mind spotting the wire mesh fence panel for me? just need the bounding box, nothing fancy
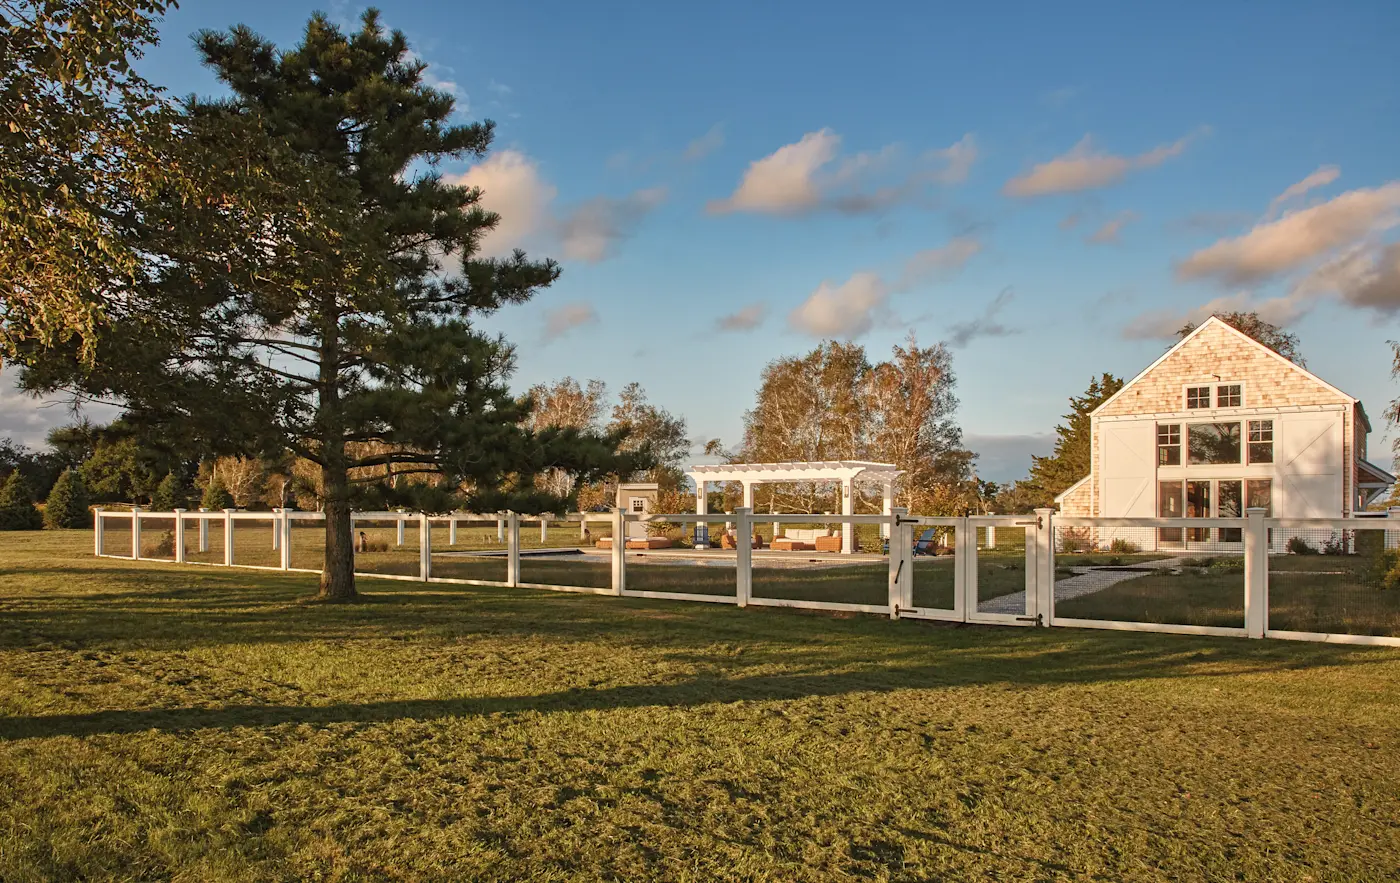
[99,514,133,557]
[230,518,281,568]
[432,550,509,584]
[972,526,1031,617]
[910,557,956,610]
[182,515,226,565]
[1052,525,1245,628]
[975,525,1024,551]
[624,554,736,598]
[137,516,178,561]
[288,518,326,571]
[427,519,510,552]
[1268,526,1400,638]
[749,519,888,608]
[350,518,421,578]
[518,551,612,590]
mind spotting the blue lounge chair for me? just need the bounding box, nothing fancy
[913,527,938,556]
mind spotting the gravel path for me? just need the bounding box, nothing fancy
[977,557,1191,615]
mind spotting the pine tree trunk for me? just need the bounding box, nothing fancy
[319,466,356,600]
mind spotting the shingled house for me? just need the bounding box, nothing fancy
[1056,317,1395,547]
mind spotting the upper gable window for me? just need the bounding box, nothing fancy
[1216,384,1242,408]
[1185,386,1212,409]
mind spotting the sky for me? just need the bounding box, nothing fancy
[5,0,1400,481]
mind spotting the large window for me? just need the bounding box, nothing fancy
[1216,384,1242,407]
[1246,479,1272,515]
[1186,386,1212,409]
[1188,423,1242,464]
[1219,480,1243,542]
[1159,480,1183,545]
[1157,423,1182,466]
[1248,420,1274,464]
[1186,481,1212,542]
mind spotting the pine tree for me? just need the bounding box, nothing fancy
[0,472,44,531]
[201,476,235,511]
[151,472,191,511]
[43,469,92,529]
[1020,373,1125,507]
[18,12,641,599]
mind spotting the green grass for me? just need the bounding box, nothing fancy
[6,531,1400,880]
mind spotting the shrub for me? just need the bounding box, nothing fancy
[0,472,43,530]
[201,476,234,510]
[1207,556,1245,574]
[1286,536,1317,555]
[43,469,91,529]
[142,529,177,558]
[1059,527,1091,554]
[1108,537,1140,554]
[151,472,192,511]
[1320,532,1347,556]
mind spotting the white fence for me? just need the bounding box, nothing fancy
[92,505,1400,648]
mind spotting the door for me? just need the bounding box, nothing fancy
[1277,415,1343,517]
[1100,422,1156,517]
[966,516,1038,626]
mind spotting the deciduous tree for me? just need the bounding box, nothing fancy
[1178,312,1304,366]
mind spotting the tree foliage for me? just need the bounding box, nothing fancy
[43,468,90,528]
[732,336,975,514]
[1007,373,1124,511]
[1178,312,1305,366]
[150,471,190,510]
[200,474,233,510]
[17,12,638,599]
[0,470,42,530]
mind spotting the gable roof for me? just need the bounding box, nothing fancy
[1053,475,1089,504]
[1091,316,1358,416]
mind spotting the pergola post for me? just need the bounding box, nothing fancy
[694,480,709,548]
[841,477,854,554]
[881,481,894,539]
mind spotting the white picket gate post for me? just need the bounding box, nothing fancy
[131,507,142,560]
[173,509,187,563]
[887,508,908,619]
[506,512,520,587]
[735,507,753,607]
[279,510,292,571]
[1244,507,1268,638]
[93,508,105,555]
[223,509,236,566]
[419,512,431,581]
[1034,508,1055,626]
[610,508,626,595]
[198,508,209,552]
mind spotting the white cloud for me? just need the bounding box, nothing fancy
[1266,165,1340,218]
[897,236,983,287]
[1087,211,1139,245]
[405,50,468,112]
[1293,242,1400,313]
[683,123,725,162]
[709,130,976,216]
[542,302,599,342]
[716,303,767,332]
[558,187,667,263]
[1176,182,1400,285]
[0,367,120,448]
[1121,292,1312,341]
[1003,131,1200,198]
[788,272,889,338]
[450,150,557,257]
[788,236,982,339]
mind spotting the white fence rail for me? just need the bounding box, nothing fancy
[92,505,1400,648]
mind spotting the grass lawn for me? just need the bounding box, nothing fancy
[4,531,1400,880]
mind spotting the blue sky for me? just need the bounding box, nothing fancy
[6,0,1400,480]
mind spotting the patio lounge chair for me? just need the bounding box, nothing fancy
[913,527,938,556]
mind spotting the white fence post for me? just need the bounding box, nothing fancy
[279,509,292,571]
[497,513,505,543]
[579,513,587,541]
[396,510,406,547]
[540,515,548,545]
[223,509,235,566]
[419,512,431,581]
[131,507,142,560]
[448,514,457,547]
[1034,508,1055,626]
[93,508,105,556]
[987,526,996,550]
[173,509,187,563]
[271,508,281,550]
[198,508,209,552]
[735,507,752,607]
[507,512,520,587]
[1244,507,1267,638]
[888,507,908,619]
[611,508,626,596]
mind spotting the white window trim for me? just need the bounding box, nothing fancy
[1180,380,1247,411]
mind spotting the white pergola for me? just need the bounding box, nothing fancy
[685,461,904,554]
